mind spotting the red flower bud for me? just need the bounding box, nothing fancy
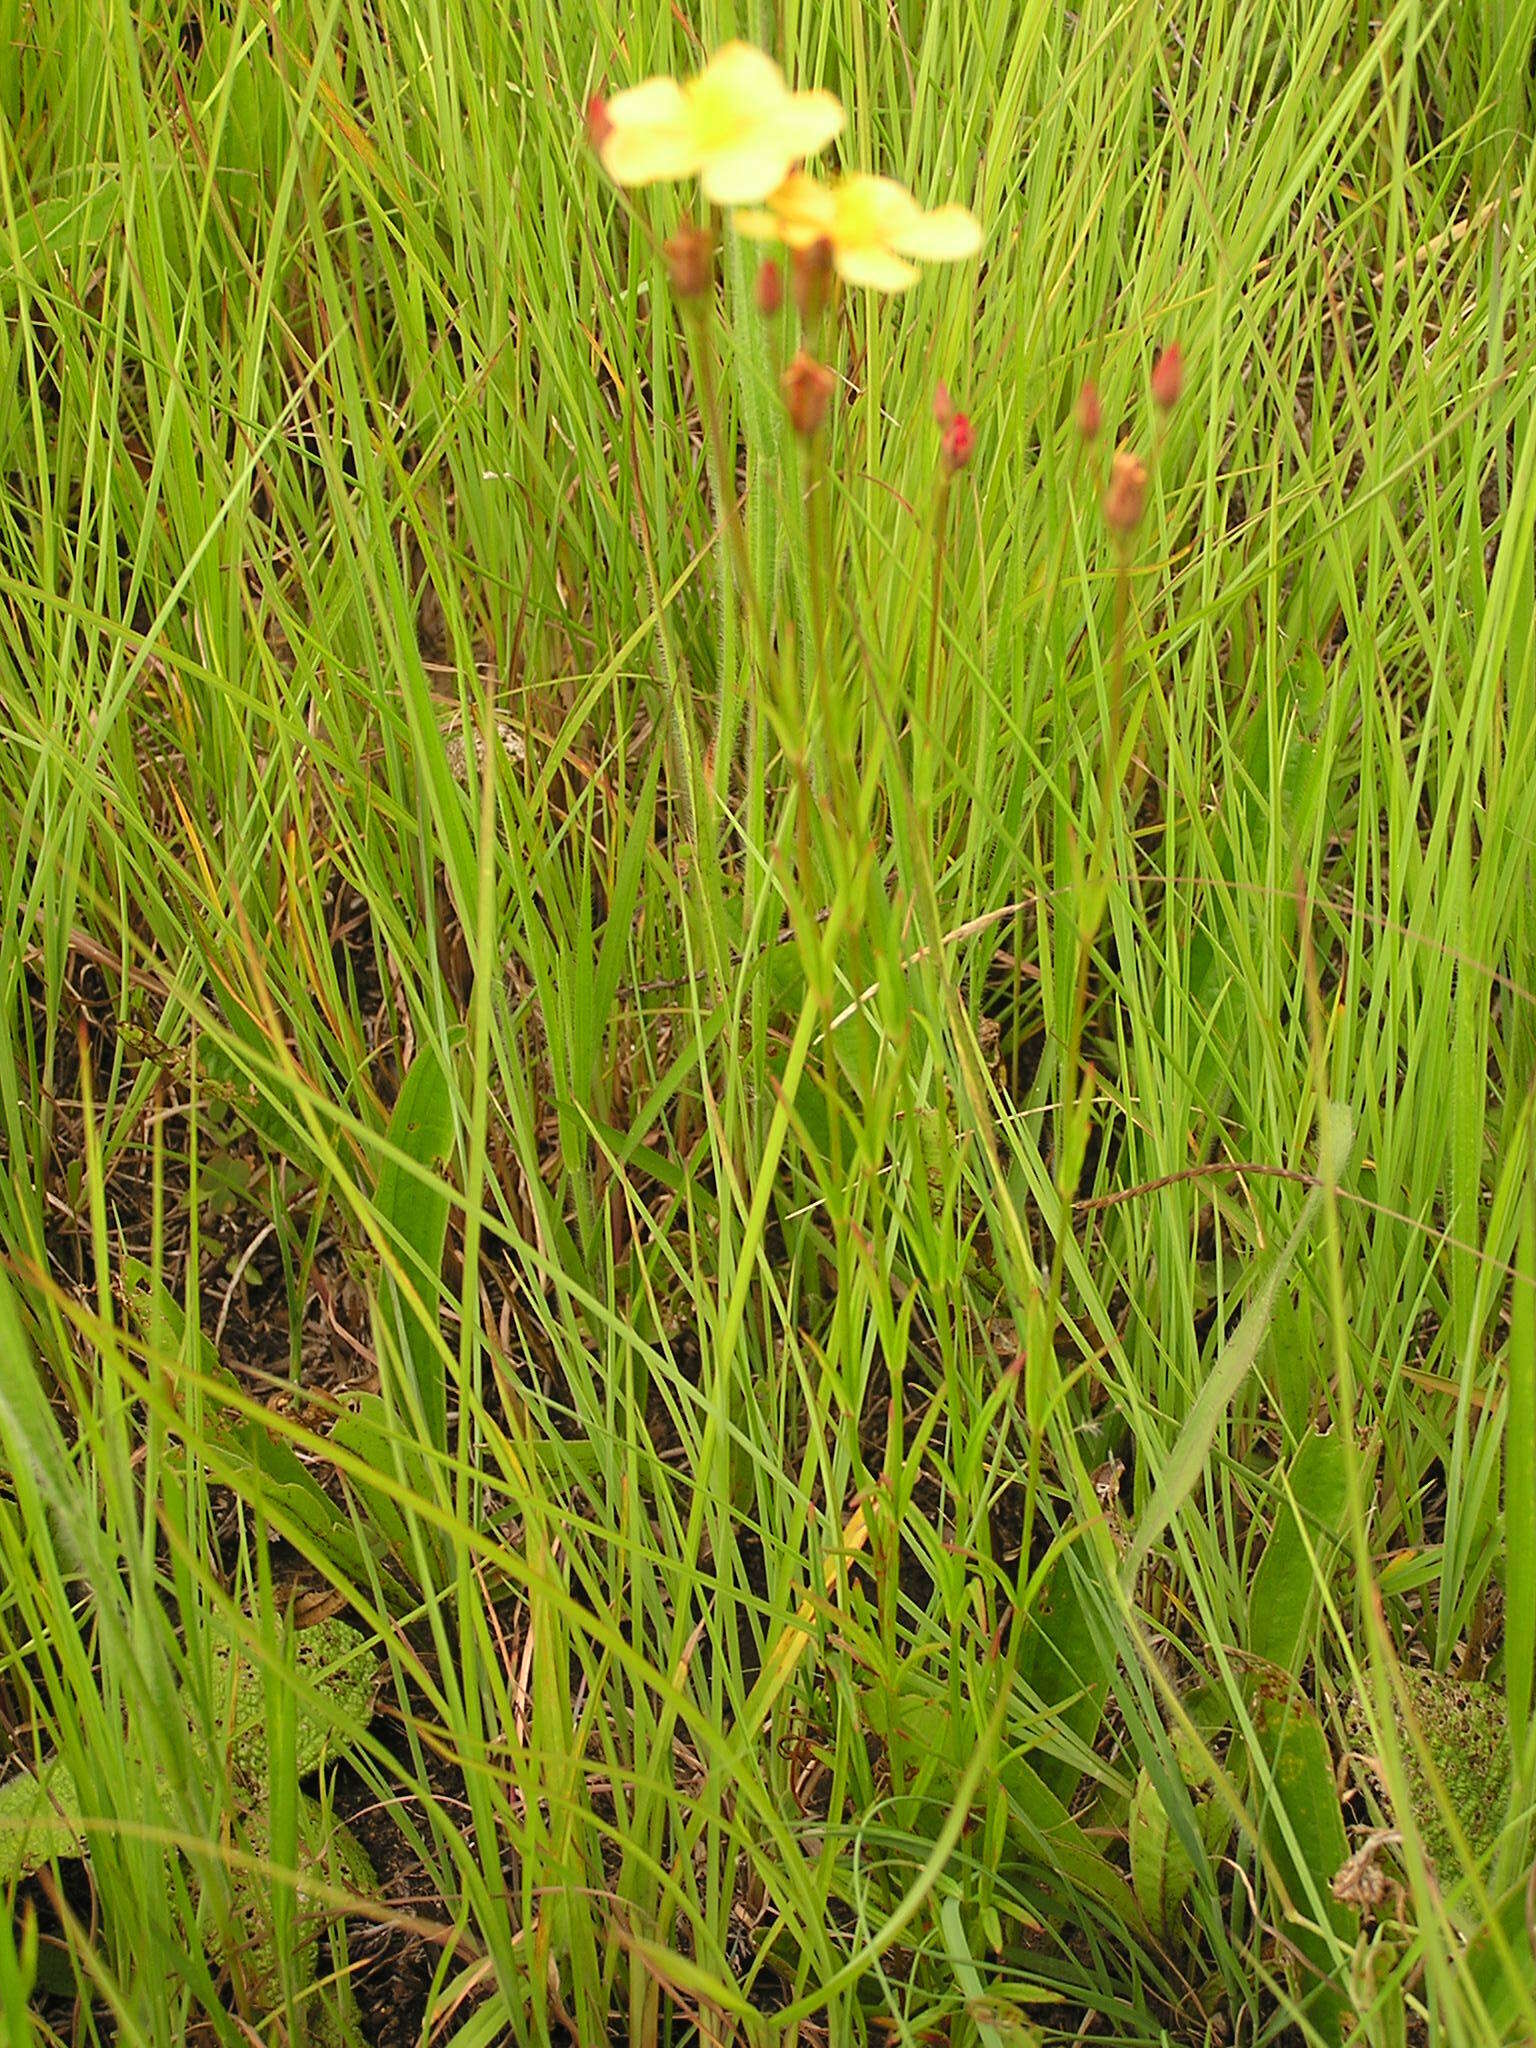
[1075,378,1102,442]
[585,95,612,152]
[781,349,836,437]
[941,411,975,473]
[933,379,955,428]
[1150,342,1183,411]
[755,258,784,316]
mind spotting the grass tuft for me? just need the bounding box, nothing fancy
[3,2,1536,2042]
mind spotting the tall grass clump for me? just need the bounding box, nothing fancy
[2,2,1536,2043]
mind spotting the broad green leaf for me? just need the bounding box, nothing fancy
[1128,1767,1197,1943]
[0,1616,381,2041]
[862,1677,1147,1935]
[128,1276,382,1585]
[996,1746,1150,1936]
[224,1418,382,1585]
[0,1763,83,1887]
[0,186,120,291]
[198,1017,324,1179]
[190,22,292,236]
[330,1391,413,1549]
[237,1792,376,2048]
[209,1617,379,1786]
[1183,684,1326,1116]
[1255,1691,1355,2045]
[1265,1287,1315,1445]
[1249,1427,1350,1672]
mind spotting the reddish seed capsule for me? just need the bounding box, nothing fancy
[664,221,714,301]
[941,411,975,473]
[585,95,612,152]
[1150,342,1183,410]
[755,257,784,316]
[1102,446,1147,537]
[791,236,834,321]
[1075,378,1102,442]
[781,349,836,437]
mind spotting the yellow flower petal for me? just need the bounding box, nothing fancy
[605,76,691,128]
[597,47,844,199]
[702,143,803,206]
[692,48,841,182]
[834,243,919,292]
[755,216,831,250]
[732,208,784,241]
[692,40,787,113]
[688,48,784,159]
[835,174,923,243]
[600,76,696,186]
[762,172,839,237]
[774,89,845,160]
[889,204,983,262]
[727,161,983,289]
[602,121,698,187]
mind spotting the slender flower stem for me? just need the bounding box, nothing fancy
[924,471,951,743]
[687,311,772,768]
[686,302,819,916]
[1043,549,1133,1343]
[633,451,699,853]
[915,467,952,821]
[803,428,847,821]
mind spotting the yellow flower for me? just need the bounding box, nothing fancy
[735,172,982,292]
[598,42,844,206]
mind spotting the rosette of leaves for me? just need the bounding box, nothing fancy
[0,1616,380,2045]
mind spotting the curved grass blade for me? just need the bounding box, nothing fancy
[1123,1104,1354,1589]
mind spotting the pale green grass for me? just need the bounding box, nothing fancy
[2,1,1536,2043]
